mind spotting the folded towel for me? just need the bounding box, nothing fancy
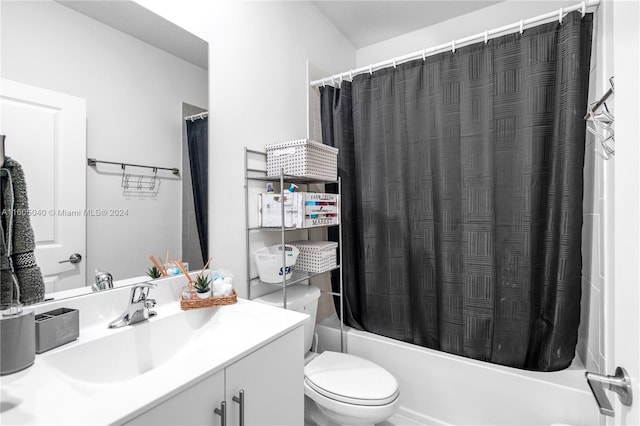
[1,157,45,309]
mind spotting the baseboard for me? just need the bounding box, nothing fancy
[395,406,449,426]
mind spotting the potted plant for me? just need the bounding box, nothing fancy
[147,265,162,279]
[193,274,212,299]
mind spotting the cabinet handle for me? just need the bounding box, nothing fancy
[214,401,226,426]
[232,390,245,426]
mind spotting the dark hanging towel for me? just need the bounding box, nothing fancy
[321,11,593,372]
[1,158,45,308]
[186,118,209,264]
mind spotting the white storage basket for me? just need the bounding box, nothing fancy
[289,240,338,273]
[266,139,338,181]
[254,245,300,283]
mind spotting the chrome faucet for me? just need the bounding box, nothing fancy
[108,282,157,328]
[93,269,113,292]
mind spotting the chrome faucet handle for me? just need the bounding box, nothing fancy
[129,282,157,304]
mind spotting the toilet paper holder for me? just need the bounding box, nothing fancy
[585,366,632,417]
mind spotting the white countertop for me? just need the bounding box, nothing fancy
[1,275,308,425]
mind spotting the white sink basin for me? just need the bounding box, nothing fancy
[41,307,220,385]
[1,272,309,426]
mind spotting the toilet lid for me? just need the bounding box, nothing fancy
[304,351,399,406]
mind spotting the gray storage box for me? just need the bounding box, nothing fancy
[35,308,79,354]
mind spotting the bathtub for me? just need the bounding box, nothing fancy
[316,315,601,426]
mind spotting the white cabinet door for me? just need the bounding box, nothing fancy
[225,327,305,426]
[124,326,305,426]
[125,369,225,426]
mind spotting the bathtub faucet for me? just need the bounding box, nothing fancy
[108,282,157,328]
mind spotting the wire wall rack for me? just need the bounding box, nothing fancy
[88,158,179,198]
[121,166,160,198]
[585,76,615,160]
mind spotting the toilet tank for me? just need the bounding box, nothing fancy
[254,284,321,352]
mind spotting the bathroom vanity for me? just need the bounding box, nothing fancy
[0,274,307,425]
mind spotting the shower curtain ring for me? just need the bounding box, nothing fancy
[331,75,335,86]
[349,70,353,80]
[520,20,524,35]
[451,40,455,53]
[422,49,426,61]
[484,30,489,44]
[393,58,397,69]
[581,1,586,17]
[369,65,373,75]
[559,7,564,24]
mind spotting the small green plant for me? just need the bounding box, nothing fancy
[147,265,162,279]
[193,274,211,293]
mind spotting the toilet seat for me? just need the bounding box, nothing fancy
[304,351,399,406]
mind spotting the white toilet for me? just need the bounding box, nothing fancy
[255,284,399,426]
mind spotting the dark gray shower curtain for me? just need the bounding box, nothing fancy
[186,118,208,263]
[321,12,593,371]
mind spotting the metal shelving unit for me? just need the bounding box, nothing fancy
[244,147,344,351]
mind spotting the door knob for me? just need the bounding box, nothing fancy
[586,366,633,417]
[59,253,82,264]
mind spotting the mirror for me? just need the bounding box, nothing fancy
[0,0,208,302]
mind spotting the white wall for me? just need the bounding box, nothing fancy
[1,1,208,285]
[356,0,578,67]
[611,0,640,423]
[134,0,356,298]
[578,1,613,393]
[133,2,617,380]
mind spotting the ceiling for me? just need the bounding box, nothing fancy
[56,1,208,69]
[57,1,504,70]
[311,1,504,49]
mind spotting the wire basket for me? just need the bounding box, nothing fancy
[290,241,338,273]
[266,139,338,180]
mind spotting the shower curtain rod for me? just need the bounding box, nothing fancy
[185,111,208,122]
[310,0,600,87]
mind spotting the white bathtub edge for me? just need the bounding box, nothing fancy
[317,315,601,426]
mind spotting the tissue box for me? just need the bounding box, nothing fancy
[35,308,79,354]
[258,192,339,228]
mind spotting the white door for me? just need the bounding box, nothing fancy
[611,0,640,425]
[0,79,86,293]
